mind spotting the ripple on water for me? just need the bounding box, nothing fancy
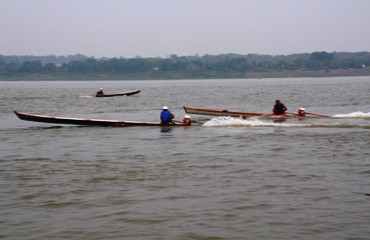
[1,78,370,239]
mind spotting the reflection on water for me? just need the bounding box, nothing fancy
[160,126,173,133]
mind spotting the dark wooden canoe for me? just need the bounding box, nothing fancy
[95,89,141,97]
[14,111,192,127]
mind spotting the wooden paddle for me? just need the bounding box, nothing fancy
[287,111,331,118]
[305,112,332,118]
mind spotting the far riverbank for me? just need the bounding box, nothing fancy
[1,67,369,81]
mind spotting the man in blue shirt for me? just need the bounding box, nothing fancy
[160,106,175,124]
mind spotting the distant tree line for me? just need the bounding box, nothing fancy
[0,52,369,74]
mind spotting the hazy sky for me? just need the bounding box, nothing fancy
[1,0,370,58]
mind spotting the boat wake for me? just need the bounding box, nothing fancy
[79,96,94,98]
[203,116,370,129]
[203,116,307,127]
[333,111,370,118]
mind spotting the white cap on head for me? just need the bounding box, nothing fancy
[299,107,305,111]
[184,115,191,119]
[99,88,103,90]
[163,106,168,110]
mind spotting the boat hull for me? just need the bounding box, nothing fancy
[183,106,316,119]
[96,89,141,97]
[14,111,191,127]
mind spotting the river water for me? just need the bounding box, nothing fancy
[1,77,370,239]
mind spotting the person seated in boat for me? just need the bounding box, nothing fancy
[297,107,306,117]
[160,106,175,124]
[182,115,192,125]
[96,88,104,97]
[273,99,288,115]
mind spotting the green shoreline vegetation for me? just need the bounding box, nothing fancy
[1,51,369,80]
[1,68,370,81]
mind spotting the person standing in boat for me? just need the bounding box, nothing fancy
[96,88,104,97]
[160,106,175,124]
[273,99,288,115]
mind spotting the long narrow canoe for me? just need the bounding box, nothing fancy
[183,106,331,119]
[184,106,268,118]
[95,89,140,97]
[14,111,192,127]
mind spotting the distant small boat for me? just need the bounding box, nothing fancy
[95,89,141,97]
[14,111,193,127]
